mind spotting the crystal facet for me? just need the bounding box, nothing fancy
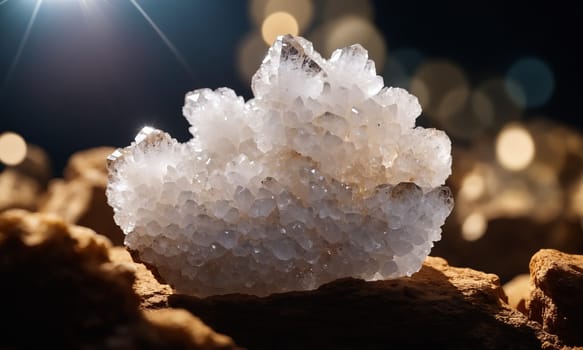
[106,35,454,297]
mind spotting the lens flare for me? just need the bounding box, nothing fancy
[129,0,195,79]
[3,0,43,86]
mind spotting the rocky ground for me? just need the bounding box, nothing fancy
[1,148,582,349]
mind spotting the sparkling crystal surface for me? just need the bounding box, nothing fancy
[106,35,454,297]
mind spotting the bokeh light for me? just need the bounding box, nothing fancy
[265,0,312,31]
[320,0,373,21]
[261,11,299,45]
[570,176,583,223]
[475,78,524,130]
[496,124,536,171]
[460,170,486,201]
[437,87,471,124]
[438,89,495,141]
[320,16,386,68]
[462,212,487,241]
[528,119,568,172]
[392,48,424,74]
[251,0,313,32]
[383,48,424,89]
[0,132,27,166]
[495,187,533,216]
[410,61,468,122]
[250,0,269,26]
[506,57,555,108]
[409,78,429,108]
[383,58,408,88]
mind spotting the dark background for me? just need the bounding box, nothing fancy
[1,0,581,175]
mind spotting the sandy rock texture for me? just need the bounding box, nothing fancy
[167,256,566,350]
[0,209,238,349]
[526,249,583,347]
[109,247,173,310]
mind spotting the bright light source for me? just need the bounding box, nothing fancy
[261,11,299,45]
[496,124,535,171]
[0,132,27,166]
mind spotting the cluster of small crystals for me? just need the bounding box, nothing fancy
[106,35,454,297]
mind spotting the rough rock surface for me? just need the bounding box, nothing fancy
[109,246,173,310]
[168,256,565,350]
[0,210,238,349]
[40,147,124,245]
[526,249,583,346]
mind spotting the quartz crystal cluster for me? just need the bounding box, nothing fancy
[106,35,454,297]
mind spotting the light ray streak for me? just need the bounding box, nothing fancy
[129,0,195,79]
[0,0,9,6]
[3,0,43,87]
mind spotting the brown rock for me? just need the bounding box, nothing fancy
[109,247,173,310]
[142,309,237,349]
[39,147,124,245]
[64,147,115,184]
[503,274,530,313]
[0,210,238,349]
[0,169,42,212]
[169,256,566,350]
[526,249,583,346]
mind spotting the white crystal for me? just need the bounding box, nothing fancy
[106,35,454,297]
